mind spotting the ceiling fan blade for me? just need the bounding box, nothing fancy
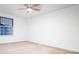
[23,4,28,7]
[18,8,27,10]
[23,4,32,8]
[32,8,40,11]
[32,4,40,7]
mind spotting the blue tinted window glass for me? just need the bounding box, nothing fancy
[0,16,13,35]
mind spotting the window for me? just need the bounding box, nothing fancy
[0,16,13,35]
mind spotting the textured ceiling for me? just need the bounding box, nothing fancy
[0,4,76,19]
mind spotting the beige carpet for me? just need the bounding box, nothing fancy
[0,41,78,54]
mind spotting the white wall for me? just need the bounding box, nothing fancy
[0,12,28,44]
[28,5,79,52]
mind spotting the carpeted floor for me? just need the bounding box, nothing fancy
[0,41,78,54]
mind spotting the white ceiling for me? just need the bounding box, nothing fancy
[0,4,76,19]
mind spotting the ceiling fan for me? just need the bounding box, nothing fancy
[18,4,41,13]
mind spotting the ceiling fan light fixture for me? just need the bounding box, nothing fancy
[27,8,33,12]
